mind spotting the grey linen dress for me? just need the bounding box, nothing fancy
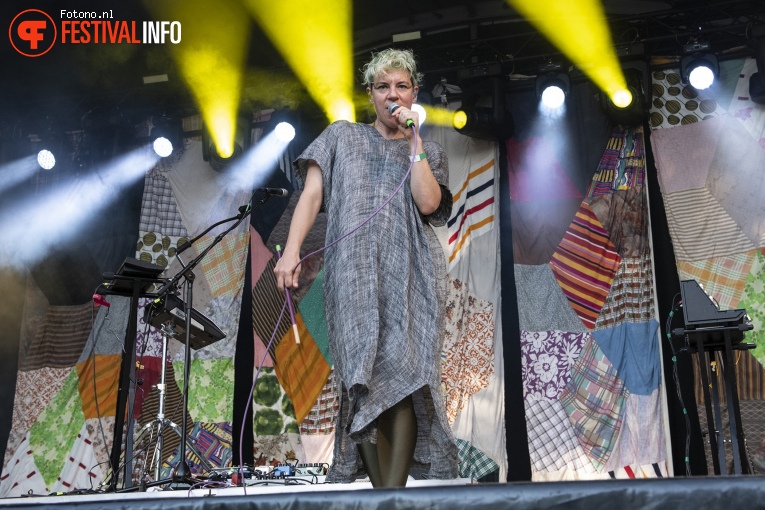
[293,121,459,482]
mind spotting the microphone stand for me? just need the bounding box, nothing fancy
[138,192,273,489]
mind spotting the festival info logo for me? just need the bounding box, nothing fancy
[9,9,57,57]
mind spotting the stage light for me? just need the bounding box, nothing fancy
[152,137,173,158]
[150,117,182,158]
[37,150,56,170]
[210,142,243,173]
[536,63,569,112]
[244,0,354,122]
[452,110,467,130]
[600,61,649,126]
[411,104,427,126]
[146,0,250,161]
[274,122,295,143]
[203,114,251,172]
[610,88,633,109]
[506,0,628,104]
[681,43,719,91]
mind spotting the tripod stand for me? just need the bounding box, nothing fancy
[135,322,213,483]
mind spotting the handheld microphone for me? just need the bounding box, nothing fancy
[259,188,289,197]
[387,103,414,127]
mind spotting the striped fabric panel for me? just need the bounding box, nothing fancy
[676,250,756,310]
[587,130,621,197]
[587,127,646,197]
[19,302,93,371]
[198,232,249,298]
[663,187,756,261]
[561,338,626,471]
[693,350,765,405]
[551,202,622,330]
[608,462,666,479]
[252,257,293,359]
[191,422,233,468]
[135,360,191,469]
[447,159,495,267]
[273,312,331,424]
[76,354,121,419]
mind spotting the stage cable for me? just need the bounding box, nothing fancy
[665,292,692,476]
[87,284,117,490]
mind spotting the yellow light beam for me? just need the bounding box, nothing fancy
[145,0,250,158]
[506,0,627,97]
[243,0,355,123]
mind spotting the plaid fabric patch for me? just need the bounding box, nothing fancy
[300,369,339,435]
[560,337,626,471]
[550,202,622,330]
[197,232,249,298]
[594,256,654,330]
[677,250,756,310]
[455,438,499,480]
[525,399,596,473]
[139,167,188,238]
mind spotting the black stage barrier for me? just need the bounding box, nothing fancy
[3,476,765,510]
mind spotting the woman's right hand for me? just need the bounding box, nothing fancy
[274,250,302,292]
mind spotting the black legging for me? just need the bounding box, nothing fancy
[357,394,417,487]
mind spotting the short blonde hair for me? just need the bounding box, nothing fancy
[361,48,423,88]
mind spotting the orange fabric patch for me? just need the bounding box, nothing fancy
[273,312,331,424]
[76,354,121,419]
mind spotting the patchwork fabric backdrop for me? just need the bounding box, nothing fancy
[510,117,668,480]
[0,117,507,495]
[650,57,765,468]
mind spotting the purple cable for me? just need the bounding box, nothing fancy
[296,127,419,267]
[275,245,301,344]
[238,300,287,496]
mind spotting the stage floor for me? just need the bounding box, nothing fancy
[2,475,765,509]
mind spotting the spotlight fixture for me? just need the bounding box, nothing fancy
[150,116,182,158]
[453,76,510,140]
[202,114,252,172]
[681,42,719,90]
[600,60,650,126]
[274,122,295,143]
[535,62,570,110]
[268,108,300,144]
[37,149,56,170]
[750,25,765,105]
[210,142,243,173]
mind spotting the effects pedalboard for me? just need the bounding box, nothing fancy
[207,463,327,483]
